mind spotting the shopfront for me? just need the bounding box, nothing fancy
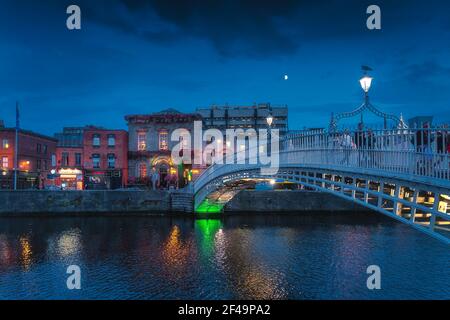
[58,168,83,190]
[84,170,122,190]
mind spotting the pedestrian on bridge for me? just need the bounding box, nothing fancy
[414,123,434,175]
[366,128,377,167]
[341,129,353,165]
[355,123,365,166]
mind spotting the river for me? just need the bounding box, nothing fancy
[0,212,448,299]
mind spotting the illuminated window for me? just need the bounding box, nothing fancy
[92,154,100,168]
[107,134,115,147]
[107,154,115,168]
[93,134,100,147]
[138,132,146,151]
[159,130,169,150]
[1,156,8,168]
[139,163,147,178]
[2,139,9,149]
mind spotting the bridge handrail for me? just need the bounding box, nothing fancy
[193,127,450,194]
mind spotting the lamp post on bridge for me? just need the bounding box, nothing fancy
[359,69,373,128]
[266,112,273,155]
[330,67,396,131]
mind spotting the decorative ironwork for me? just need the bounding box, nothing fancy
[330,100,401,132]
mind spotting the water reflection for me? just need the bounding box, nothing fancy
[0,214,448,299]
[19,236,32,270]
[162,225,193,276]
[47,229,82,259]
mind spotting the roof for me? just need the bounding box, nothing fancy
[155,108,181,115]
[125,109,202,124]
[0,127,58,142]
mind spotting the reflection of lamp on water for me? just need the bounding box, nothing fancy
[20,236,32,270]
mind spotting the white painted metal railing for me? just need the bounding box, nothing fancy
[282,127,450,181]
[194,127,450,195]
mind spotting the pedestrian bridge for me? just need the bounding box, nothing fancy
[192,128,450,244]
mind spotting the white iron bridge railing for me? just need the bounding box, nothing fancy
[193,127,450,194]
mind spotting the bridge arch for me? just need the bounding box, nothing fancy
[192,127,450,244]
[194,165,450,244]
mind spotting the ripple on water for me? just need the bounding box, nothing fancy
[0,214,448,300]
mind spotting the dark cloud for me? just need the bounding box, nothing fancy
[11,0,448,59]
[404,61,450,83]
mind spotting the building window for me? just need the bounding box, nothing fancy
[2,139,9,149]
[44,160,48,171]
[51,154,56,167]
[37,159,41,170]
[62,152,69,167]
[93,134,101,147]
[75,153,82,166]
[43,145,48,154]
[108,134,115,147]
[107,154,116,168]
[92,154,100,168]
[139,163,147,178]
[1,156,8,168]
[159,130,169,150]
[37,143,42,153]
[138,132,146,151]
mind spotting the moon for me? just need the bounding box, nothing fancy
[284,74,288,80]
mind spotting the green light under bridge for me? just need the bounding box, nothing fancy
[196,199,224,214]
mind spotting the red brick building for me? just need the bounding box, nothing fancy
[0,124,57,189]
[54,126,128,190]
[55,146,84,190]
[82,127,128,189]
[54,127,85,190]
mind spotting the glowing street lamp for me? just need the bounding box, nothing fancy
[266,113,273,127]
[359,75,373,93]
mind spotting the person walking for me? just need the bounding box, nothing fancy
[436,125,449,176]
[151,167,160,190]
[414,123,434,175]
[354,123,365,166]
[366,128,376,167]
[341,129,353,165]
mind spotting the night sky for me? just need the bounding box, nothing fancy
[1,0,449,135]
